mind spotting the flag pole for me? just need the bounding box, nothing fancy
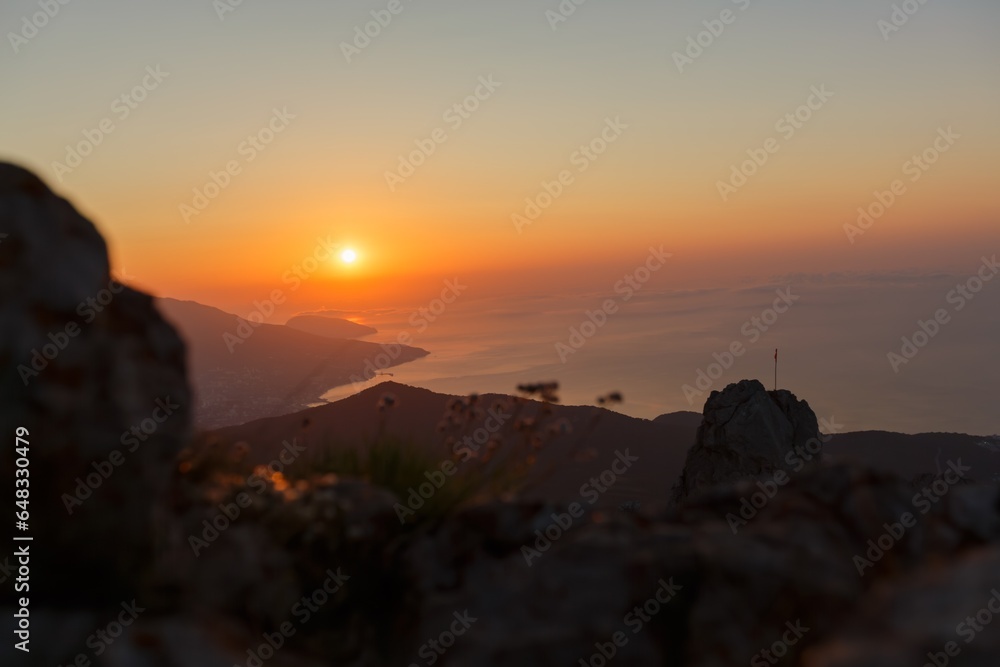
[774,348,778,391]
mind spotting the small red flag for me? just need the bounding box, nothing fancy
[774,349,778,361]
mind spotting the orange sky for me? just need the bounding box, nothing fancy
[2,0,998,315]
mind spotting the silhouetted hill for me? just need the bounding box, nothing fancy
[214,381,696,507]
[213,381,1000,504]
[825,430,1000,484]
[158,299,428,429]
[285,314,378,338]
[652,410,703,431]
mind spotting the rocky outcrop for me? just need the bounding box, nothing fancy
[18,459,999,666]
[390,464,998,667]
[669,379,824,505]
[804,545,1000,667]
[0,163,191,602]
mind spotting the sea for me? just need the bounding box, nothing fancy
[317,271,1000,436]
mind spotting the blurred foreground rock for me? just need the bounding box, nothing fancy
[803,545,1000,667]
[0,163,190,603]
[392,464,999,666]
[151,431,1000,666]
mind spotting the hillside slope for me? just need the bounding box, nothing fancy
[159,299,428,429]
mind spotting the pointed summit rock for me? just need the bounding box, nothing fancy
[669,379,823,504]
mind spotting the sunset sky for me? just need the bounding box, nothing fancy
[2,0,998,314]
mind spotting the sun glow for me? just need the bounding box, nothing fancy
[340,248,357,264]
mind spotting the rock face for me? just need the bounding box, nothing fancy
[387,463,999,667]
[0,163,191,602]
[803,545,1000,667]
[25,461,999,667]
[669,379,823,505]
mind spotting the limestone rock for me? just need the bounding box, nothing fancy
[0,163,191,603]
[669,379,823,505]
[803,546,1000,667]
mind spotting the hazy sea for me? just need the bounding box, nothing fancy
[318,271,1000,435]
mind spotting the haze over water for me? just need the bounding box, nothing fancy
[318,268,1000,436]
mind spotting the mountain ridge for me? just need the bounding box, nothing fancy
[211,380,1000,504]
[158,299,429,429]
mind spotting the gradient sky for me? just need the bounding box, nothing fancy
[2,0,998,312]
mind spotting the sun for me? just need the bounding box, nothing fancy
[340,248,357,264]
